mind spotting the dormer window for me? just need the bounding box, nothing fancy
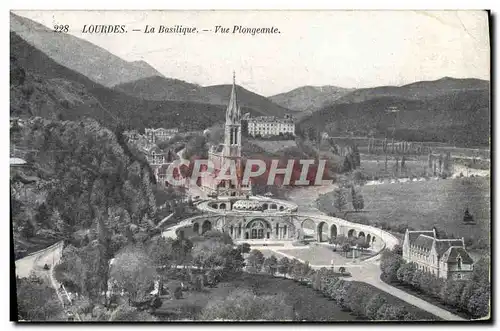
[457,255,462,270]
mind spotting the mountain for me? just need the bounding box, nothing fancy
[10,31,235,131]
[269,85,355,113]
[10,12,163,87]
[114,75,226,104]
[335,77,489,104]
[116,78,297,118]
[298,79,490,147]
[10,32,116,123]
[202,84,297,118]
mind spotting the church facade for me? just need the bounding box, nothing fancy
[402,229,474,280]
[201,73,252,198]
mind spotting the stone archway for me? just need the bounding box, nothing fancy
[193,222,199,234]
[201,220,212,234]
[317,221,329,242]
[358,231,365,239]
[246,219,271,240]
[366,233,371,246]
[330,224,338,240]
[348,229,356,238]
[219,203,226,210]
[301,219,316,241]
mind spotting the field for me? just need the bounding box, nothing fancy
[357,157,428,179]
[154,273,357,321]
[276,246,353,266]
[249,139,297,154]
[318,177,490,252]
[154,272,437,321]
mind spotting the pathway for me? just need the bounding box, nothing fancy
[286,184,467,321]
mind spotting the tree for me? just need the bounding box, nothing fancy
[147,236,174,267]
[239,243,251,254]
[247,250,265,272]
[108,302,157,321]
[16,276,63,321]
[192,239,232,269]
[341,243,351,257]
[199,289,293,321]
[352,191,364,211]
[380,250,403,282]
[365,294,387,319]
[439,280,466,308]
[277,257,291,277]
[110,246,158,304]
[52,209,69,235]
[263,255,278,275]
[396,263,416,284]
[352,170,366,186]
[331,234,348,247]
[463,208,475,223]
[333,188,347,213]
[342,155,353,172]
[392,244,403,256]
[467,284,490,318]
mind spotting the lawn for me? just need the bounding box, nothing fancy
[153,272,437,321]
[154,273,357,321]
[358,158,428,179]
[276,246,353,266]
[249,139,297,154]
[319,177,490,253]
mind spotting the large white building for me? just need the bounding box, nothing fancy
[402,229,474,280]
[246,115,295,138]
[145,128,179,143]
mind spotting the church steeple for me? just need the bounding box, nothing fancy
[226,71,240,124]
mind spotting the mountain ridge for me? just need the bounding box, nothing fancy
[269,85,355,114]
[10,31,233,131]
[10,12,164,87]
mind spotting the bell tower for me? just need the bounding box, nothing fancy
[223,71,242,159]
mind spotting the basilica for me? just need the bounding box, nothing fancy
[200,72,252,198]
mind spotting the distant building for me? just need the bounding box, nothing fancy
[402,229,474,280]
[123,130,141,142]
[246,115,295,137]
[144,148,177,185]
[144,146,176,166]
[145,128,179,143]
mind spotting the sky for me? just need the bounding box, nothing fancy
[14,10,490,96]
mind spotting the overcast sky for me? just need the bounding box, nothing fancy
[15,10,490,96]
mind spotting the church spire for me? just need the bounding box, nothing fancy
[226,71,239,123]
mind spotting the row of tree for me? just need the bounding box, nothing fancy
[380,246,490,319]
[330,186,365,214]
[245,250,433,321]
